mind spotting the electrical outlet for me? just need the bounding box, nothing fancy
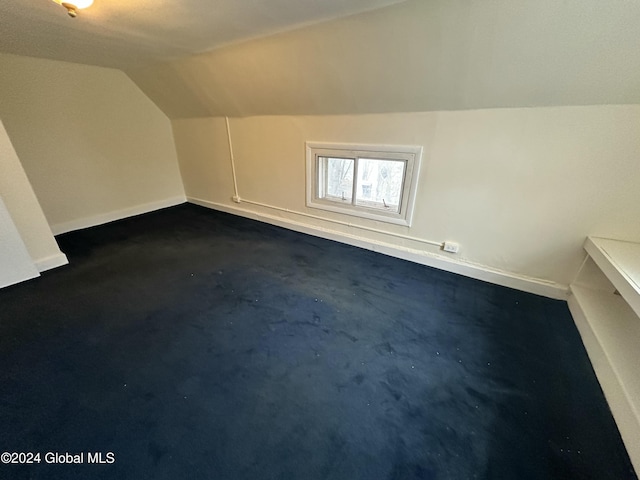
[442,241,459,254]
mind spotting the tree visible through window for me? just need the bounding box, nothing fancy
[355,158,404,212]
[324,157,353,202]
[307,143,422,226]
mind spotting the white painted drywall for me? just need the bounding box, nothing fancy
[130,0,640,118]
[172,106,640,294]
[172,118,234,206]
[0,119,66,272]
[0,195,40,288]
[0,53,185,234]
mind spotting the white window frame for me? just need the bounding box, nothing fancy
[305,142,422,226]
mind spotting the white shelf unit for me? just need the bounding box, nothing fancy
[568,236,640,475]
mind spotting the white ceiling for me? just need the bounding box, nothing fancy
[3,0,639,118]
[0,0,407,69]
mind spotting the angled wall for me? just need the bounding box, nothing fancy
[129,0,640,118]
[0,118,66,277]
[0,195,39,288]
[0,53,185,235]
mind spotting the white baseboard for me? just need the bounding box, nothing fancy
[51,196,186,235]
[34,252,69,272]
[188,197,569,300]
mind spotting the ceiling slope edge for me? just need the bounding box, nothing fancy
[127,0,640,119]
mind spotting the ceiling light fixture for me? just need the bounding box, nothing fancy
[51,0,94,17]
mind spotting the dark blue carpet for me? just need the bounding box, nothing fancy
[0,203,636,479]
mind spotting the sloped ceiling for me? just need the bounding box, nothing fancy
[2,0,640,118]
[128,0,640,118]
[0,0,407,69]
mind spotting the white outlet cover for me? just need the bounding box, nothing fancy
[443,241,460,253]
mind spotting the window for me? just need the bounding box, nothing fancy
[306,142,422,226]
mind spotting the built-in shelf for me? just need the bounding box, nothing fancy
[568,236,640,476]
[584,237,640,317]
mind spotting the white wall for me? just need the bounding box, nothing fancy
[173,106,640,298]
[0,119,66,272]
[0,196,39,288]
[0,53,185,234]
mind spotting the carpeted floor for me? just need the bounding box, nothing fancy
[0,203,636,480]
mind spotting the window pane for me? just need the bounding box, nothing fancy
[320,156,354,202]
[355,158,405,213]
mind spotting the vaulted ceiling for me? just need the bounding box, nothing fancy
[0,0,407,68]
[129,0,640,118]
[2,0,640,118]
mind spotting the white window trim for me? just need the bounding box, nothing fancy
[305,142,423,227]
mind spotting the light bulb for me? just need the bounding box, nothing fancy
[52,0,94,17]
[72,0,93,9]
